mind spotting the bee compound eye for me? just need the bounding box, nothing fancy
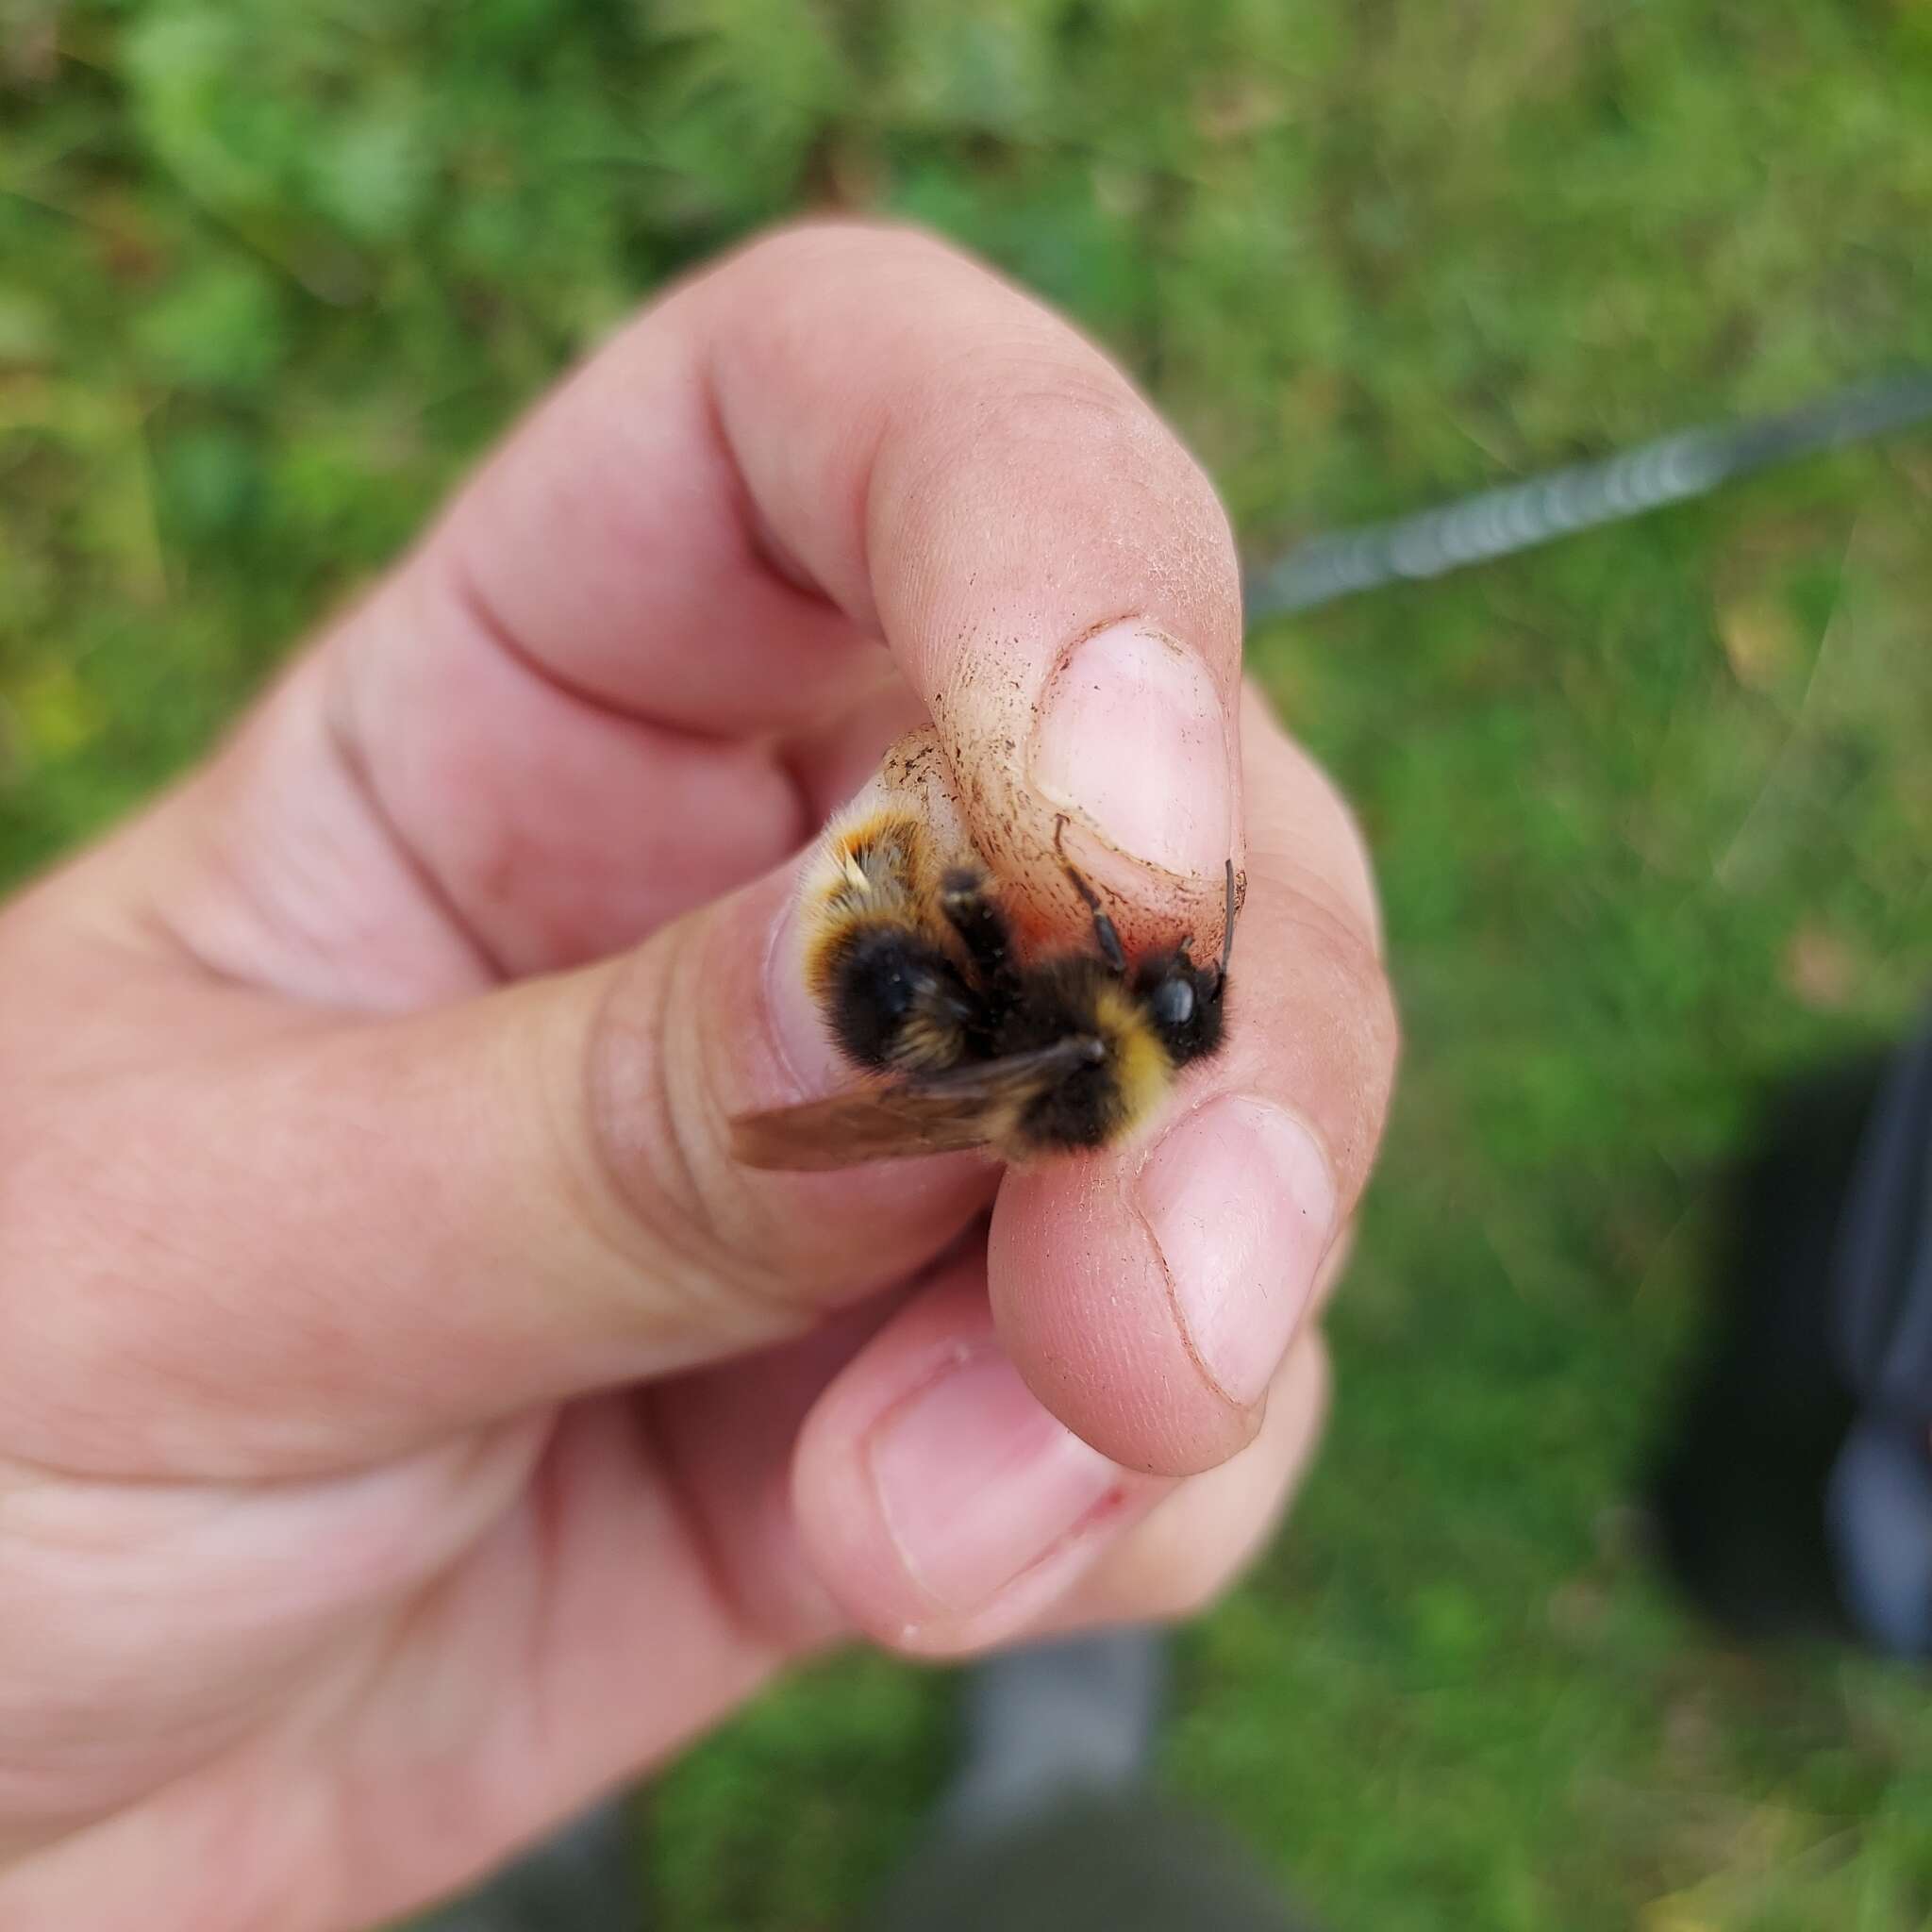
[1152,977,1195,1029]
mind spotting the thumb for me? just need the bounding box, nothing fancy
[0,844,995,1482]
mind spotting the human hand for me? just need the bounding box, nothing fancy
[0,224,1397,1931]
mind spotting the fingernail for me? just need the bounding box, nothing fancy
[871,1350,1129,1611]
[762,889,845,1095]
[1030,620,1231,879]
[1137,1097,1337,1409]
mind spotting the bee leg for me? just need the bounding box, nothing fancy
[1053,816,1127,976]
[940,867,1023,997]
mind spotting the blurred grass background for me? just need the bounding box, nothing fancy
[5,2,1932,1926]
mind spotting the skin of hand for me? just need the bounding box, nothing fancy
[0,223,1397,1932]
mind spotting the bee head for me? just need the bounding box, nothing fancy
[1133,860,1237,1068]
[1135,947,1225,1066]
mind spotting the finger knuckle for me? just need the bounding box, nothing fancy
[948,353,1226,518]
[732,214,965,288]
[0,1088,149,1461]
[884,356,1239,617]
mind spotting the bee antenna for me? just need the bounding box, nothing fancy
[1216,859,1237,982]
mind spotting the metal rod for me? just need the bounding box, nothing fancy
[1243,371,1932,620]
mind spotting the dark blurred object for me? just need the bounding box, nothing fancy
[1652,1004,1932,1654]
[864,1630,1317,1932]
[1247,371,1932,617]
[861,1790,1317,1932]
[926,1626,1170,1840]
[408,1631,1324,1932]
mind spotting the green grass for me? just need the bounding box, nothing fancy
[7,3,1932,1926]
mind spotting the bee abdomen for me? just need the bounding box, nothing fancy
[1016,1055,1126,1151]
[825,926,972,1074]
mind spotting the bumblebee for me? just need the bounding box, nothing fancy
[730,810,1235,1170]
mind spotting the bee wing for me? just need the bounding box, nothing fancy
[730,1038,1102,1172]
[729,1085,1002,1170]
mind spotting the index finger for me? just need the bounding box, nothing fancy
[441,221,1246,949]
